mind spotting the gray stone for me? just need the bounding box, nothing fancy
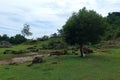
[0,41,12,48]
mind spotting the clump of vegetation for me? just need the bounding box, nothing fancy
[42,39,67,50]
[37,35,49,41]
[25,40,37,45]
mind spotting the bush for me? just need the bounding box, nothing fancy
[37,35,49,41]
[42,39,67,50]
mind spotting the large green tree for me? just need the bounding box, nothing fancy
[62,7,106,57]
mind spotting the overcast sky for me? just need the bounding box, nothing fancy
[0,0,120,39]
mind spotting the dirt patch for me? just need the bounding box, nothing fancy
[0,53,50,65]
[25,52,38,55]
[0,60,11,65]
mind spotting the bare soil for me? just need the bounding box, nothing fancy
[0,53,50,65]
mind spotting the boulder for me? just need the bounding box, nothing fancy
[0,41,12,48]
[83,48,93,54]
[27,56,44,67]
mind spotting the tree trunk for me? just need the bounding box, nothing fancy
[80,44,84,57]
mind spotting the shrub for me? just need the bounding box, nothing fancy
[42,39,67,50]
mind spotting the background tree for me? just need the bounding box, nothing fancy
[106,12,120,39]
[9,34,27,44]
[50,33,58,38]
[0,34,9,41]
[57,29,63,37]
[62,7,106,57]
[21,24,32,37]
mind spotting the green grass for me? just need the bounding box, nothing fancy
[0,44,33,60]
[0,39,120,80]
[0,48,120,80]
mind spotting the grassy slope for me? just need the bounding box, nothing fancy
[0,44,33,60]
[0,39,120,80]
[0,48,120,80]
[0,38,65,60]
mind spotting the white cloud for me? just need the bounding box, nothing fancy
[0,0,120,38]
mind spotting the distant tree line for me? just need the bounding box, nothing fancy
[37,31,61,41]
[0,34,27,44]
[0,23,33,45]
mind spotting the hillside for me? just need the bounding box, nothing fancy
[0,39,120,80]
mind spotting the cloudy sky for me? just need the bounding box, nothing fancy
[0,0,120,38]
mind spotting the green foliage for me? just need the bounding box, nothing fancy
[37,35,49,41]
[42,38,67,50]
[0,34,27,45]
[0,34,9,41]
[10,34,27,44]
[62,7,106,57]
[106,12,120,39]
[62,7,106,45]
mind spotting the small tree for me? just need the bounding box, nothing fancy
[21,24,32,37]
[62,7,106,57]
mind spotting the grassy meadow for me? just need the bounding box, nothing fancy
[0,39,120,80]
